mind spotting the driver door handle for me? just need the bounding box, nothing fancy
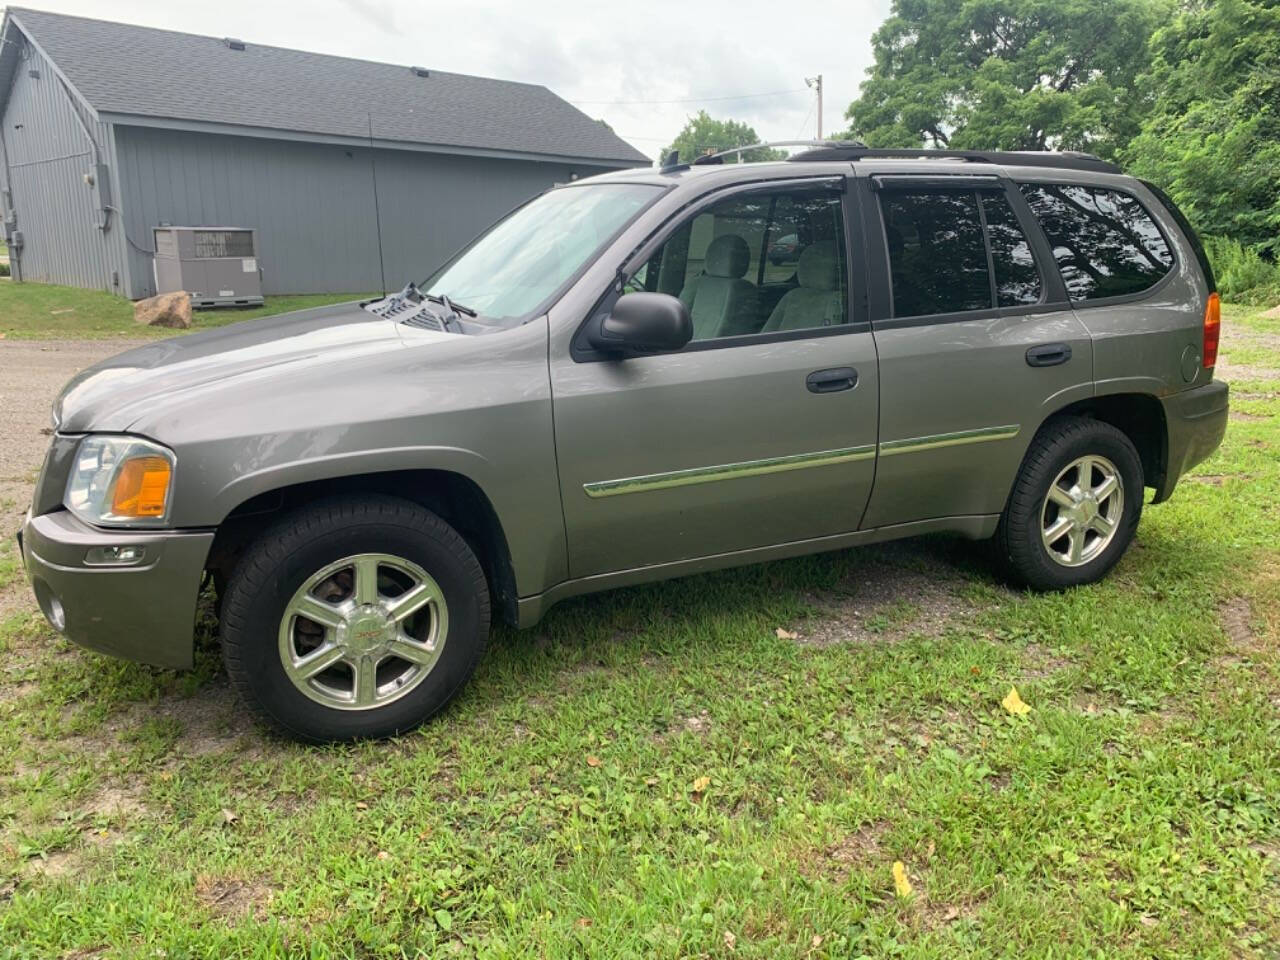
[806,367,858,393]
[1026,343,1072,367]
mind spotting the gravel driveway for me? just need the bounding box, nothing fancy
[1,341,146,617]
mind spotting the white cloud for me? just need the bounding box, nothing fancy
[22,0,891,158]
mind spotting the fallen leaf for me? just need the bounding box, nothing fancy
[644,776,659,787]
[585,755,601,768]
[723,929,737,950]
[220,808,238,825]
[1139,914,1158,927]
[892,860,913,897]
[355,801,369,810]
[811,934,823,947]
[691,776,711,794]
[376,850,390,861]
[942,906,960,922]
[576,917,593,928]
[1002,686,1032,716]
[775,627,799,640]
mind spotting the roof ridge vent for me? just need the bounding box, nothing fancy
[409,66,430,78]
[223,37,246,51]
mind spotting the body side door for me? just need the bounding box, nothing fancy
[548,174,881,579]
[857,169,1095,529]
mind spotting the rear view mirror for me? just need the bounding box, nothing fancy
[589,292,692,355]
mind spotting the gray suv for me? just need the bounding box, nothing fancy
[18,144,1229,742]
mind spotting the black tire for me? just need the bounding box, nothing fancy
[220,495,489,743]
[994,416,1143,591]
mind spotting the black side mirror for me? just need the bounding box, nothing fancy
[589,292,693,355]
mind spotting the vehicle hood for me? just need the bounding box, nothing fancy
[54,301,453,433]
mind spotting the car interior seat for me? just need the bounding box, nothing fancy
[760,241,843,332]
[678,234,759,339]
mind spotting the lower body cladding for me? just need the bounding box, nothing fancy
[18,510,213,669]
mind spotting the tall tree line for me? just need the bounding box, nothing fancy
[844,0,1280,257]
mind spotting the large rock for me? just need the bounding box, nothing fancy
[134,291,192,328]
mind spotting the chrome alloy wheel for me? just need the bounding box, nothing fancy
[1040,455,1125,568]
[278,553,448,711]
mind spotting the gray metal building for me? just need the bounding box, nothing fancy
[0,8,648,299]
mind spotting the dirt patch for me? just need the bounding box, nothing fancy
[86,785,148,819]
[195,875,274,921]
[1188,475,1228,486]
[1022,642,1072,679]
[788,541,988,647]
[24,847,83,880]
[1219,597,1264,659]
[1230,411,1269,422]
[1215,360,1280,385]
[656,709,711,741]
[811,820,890,884]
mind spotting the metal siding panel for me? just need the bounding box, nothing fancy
[0,42,122,291]
[109,126,625,295]
[371,152,615,289]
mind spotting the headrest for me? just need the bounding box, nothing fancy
[798,241,839,290]
[704,234,750,279]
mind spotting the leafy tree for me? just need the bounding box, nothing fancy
[1124,0,1280,254]
[660,111,787,165]
[843,0,1162,159]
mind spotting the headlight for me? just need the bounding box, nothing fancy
[64,435,175,527]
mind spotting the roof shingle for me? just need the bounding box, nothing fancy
[5,7,649,165]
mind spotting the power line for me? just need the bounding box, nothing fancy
[570,88,807,106]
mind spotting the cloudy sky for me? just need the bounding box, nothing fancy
[17,0,893,162]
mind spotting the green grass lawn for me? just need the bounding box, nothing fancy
[0,306,1276,957]
[0,281,376,339]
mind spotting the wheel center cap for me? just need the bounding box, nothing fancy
[344,607,393,654]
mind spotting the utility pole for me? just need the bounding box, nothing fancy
[806,74,823,139]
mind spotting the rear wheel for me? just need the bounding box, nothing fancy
[995,417,1143,590]
[220,495,489,742]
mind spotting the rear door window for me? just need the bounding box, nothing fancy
[881,190,991,317]
[1018,184,1174,302]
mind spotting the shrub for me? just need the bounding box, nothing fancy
[1203,236,1280,307]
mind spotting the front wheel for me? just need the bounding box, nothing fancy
[994,417,1143,590]
[220,495,489,742]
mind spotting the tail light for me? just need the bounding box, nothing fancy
[1202,292,1221,369]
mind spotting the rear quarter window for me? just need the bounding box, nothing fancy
[1019,184,1174,302]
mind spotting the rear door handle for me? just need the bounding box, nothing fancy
[1026,343,1072,367]
[806,367,858,393]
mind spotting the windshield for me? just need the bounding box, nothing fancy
[422,183,663,321]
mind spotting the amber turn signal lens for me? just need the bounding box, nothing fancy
[1202,292,1221,369]
[110,456,172,518]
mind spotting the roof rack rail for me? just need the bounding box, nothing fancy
[787,145,1121,174]
[659,139,867,172]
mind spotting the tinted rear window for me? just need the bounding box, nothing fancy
[882,190,991,316]
[1019,184,1173,302]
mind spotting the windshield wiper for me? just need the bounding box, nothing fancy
[423,293,477,317]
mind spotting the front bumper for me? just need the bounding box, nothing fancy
[1154,379,1230,503]
[18,510,214,669]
